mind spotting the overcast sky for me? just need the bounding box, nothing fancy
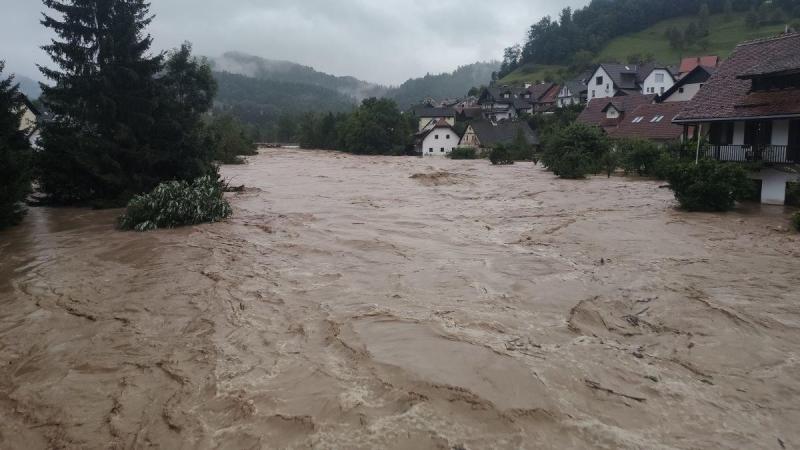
[0,0,588,85]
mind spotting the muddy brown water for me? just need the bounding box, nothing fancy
[1,149,799,449]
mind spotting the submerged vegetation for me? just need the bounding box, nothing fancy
[448,147,478,160]
[489,145,515,165]
[665,159,751,211]
[118,176,232,232]
[792,212,800,232]
[541,123,609,179]
[0,62,32,229]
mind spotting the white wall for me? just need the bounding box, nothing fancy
[642,69,675,96]
[588,67,615,101]
[754,168,800,204]
[664,83,702,102]
[421,129,460,157]
[772,120,789,145]
[732,121,746,145]
[19,106,37,133]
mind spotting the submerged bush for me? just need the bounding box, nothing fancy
[666,160,752,212]
[786,182,800,207]
[489,145,514,165]
[615,138,664,176]
[792,212,800,232]
[118,175,232,231]
[449,147,478,160]
[541,123,609,179]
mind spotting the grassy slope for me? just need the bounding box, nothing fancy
[499,12,787,85]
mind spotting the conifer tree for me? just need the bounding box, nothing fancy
[37,1,214,205]
[0,62,33,229]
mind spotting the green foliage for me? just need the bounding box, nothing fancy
[786,182,800,207]
[614,138,665,176]
[338,98,410,155]
[0,62,32,229]
[541,123,609,179]
[204,114,256,164]
[791,212,800,232]
[449,147,478,160]
[489,145,515,165]
[388,62,499,110]
[118,175,232,232]
[37,2,217,206]
[665,160,752,211]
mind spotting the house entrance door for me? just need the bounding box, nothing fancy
[788,120,800,163]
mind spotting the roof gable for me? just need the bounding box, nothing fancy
[675,33,800,122]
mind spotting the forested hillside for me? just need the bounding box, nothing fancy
[386,62,499,109]
[498,0,800,83]
[212,52,388,101]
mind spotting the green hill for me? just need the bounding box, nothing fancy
[499,12,789,85]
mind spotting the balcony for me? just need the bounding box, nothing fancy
[705,145,798,164]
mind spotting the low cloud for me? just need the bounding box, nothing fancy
[0,0,588,84]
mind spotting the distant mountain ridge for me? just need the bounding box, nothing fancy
[13,74,42,99]
[211,52,388,102]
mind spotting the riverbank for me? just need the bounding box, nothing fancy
[1,149,798,449]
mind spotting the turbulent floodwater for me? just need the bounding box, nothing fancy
[1,149,799,449]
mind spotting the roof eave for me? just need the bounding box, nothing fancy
[673,113,800,123]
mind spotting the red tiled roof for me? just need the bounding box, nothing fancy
[539,84,561,103]
[527,82,556,102]
[679,55,719,74]
[609,102,686,141]
[577,94,656,132]
[674,33,800,122]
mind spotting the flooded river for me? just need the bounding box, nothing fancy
[1,149,799,449]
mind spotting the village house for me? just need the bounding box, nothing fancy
[674,33,800,205]
[478,86,524,121]
[587,63,677,101]
[415,118,461,157]
[577,94,656,133]
[659,65,715,102]
[16,94,41,147]
[557,79,588,107]
[411,104,456,132]
[459,120,539,150]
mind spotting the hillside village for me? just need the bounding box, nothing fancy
[407,30,800,206]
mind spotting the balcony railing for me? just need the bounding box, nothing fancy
[705,145,798,164]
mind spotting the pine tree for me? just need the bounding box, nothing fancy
[38,0,164,205]
[0,62,33,229]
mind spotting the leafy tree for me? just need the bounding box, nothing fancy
[541,123,609,179]
[615,138,665,176]
[665,160,752,211]
[339,98,409,155]
[498,45,522,79]
[204,114,256,164]
[0,62,32,229]
[489,145,514,165]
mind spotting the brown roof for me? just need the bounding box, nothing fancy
[679,56,719,74]
[675,33,800,122]
[539,84,561,104]
[528,83,556,102]
[577,94,656,132]
[609,102,686,141]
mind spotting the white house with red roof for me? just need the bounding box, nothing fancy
[416,118,460,157]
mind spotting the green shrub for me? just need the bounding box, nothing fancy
[449,147,478,160]
[791,212,800,232]
[489,145,515,165]
[541,123,609,179]
[205,114,257,165]
[615,138,664,176]
[786,182,800,207]
[118,175,232,231]
[666,160,752,211]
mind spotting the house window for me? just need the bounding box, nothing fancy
[435,135,439,139]
[596,76,603,85]
[744,121,772,146]
[632,116,644,123]
[429,148,433,152]
[446,134,450,139]
[440,148,445,152]
[591,90,596,98]
[655,73,664,83]
[660,87,665,95]
[650,115,664,123]
[678,87,685,93]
